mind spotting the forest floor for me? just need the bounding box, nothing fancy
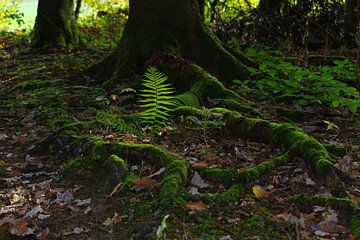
[0,34,360,240]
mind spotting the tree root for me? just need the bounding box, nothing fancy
[171,105,348,195]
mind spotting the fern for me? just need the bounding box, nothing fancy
[96,110,135,133]
[138,67,176,132]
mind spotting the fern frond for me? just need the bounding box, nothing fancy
[96,110,136,133]
[137,67,175,132]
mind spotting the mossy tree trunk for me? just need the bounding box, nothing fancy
[88,0,249,84]
[32,0,80,49]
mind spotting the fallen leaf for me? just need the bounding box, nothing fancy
[0,160,7,167]
[305,177,316,186]
[11,219,33,236]
[37,228,49,240]
[73,227,83,234]
[0,133,8,141]
[68,206,80,212]
[313,206,326,213]
[133,178,156,188]
[10,194,25,204]
[146,167,166,178]
[315,230,329,237]
[38,214,51,220]
[24,205,43,218]
[188,187,200,195]
[54,191,73,204]
[17,135,26,145]
[252,185,270,198]
[191,162,208,169]
[190,172,209,188]
[75,198,91,206]
[84,206,92,214]
[319,223,346,233]
[185,201,207,211]
[103,213,121,226]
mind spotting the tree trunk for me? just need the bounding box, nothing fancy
[32,0,80,49]
[89,0,248,84]
[257,0,283,15]
[343,0,360,44]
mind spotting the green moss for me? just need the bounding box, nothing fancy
[323,144,347,157]
[175,91,201,108]
[243,215,261,229]
[96,110,138,133]
[292,194,352,209]
[113,143,176,167]
[67,156,83,168]
[276,107,305,122]
[351,216,360,238]
[172,106,212,118]
[200,185,244,206]
[316,159,334,176]
[159,160,189,211]
[108,155,128,170]
[227,116,271,143]
[199,161,274,186]
[199,168,237,186]
[268,122,334,174]
[227,114,335,175]
[191,220,224,238]
[123,172,138,188]
[274,152,290,165]
[215,98,263,117]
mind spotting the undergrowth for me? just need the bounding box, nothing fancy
[230,43,359,114]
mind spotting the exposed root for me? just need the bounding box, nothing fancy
[34,135,189,212]
[198,161,275,187]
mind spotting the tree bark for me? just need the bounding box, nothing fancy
[32,0,80,49]
[343,0,360,44]
[257,0,283,15]
[88,0,249,84]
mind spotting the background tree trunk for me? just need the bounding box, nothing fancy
[257,0,283,15]
[344,0,360,44]
[89,0,248,84]
[32,0,80,49]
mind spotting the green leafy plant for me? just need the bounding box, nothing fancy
[96,110,136,133]
[138,67,176,133]
[231,45,359,114]
[0,0,24,28]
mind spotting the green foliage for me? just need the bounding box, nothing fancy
[138,67,176,133]
[96,110,136,133]
[78,0,128,50]
[351,216,360,238]
[0,0,24,29]
[231,45,359,114]
[191,220,224,239]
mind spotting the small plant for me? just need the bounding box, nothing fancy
[138,67,176,133]
[231,46,359,114]
[96,110,136,133]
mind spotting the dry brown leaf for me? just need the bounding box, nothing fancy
[303,213,318,222]
[348,192,360,207]
[133,178,156,188]
[0,160,7,168]
[191,162,208,169]
[37,228,50,240]
[319,223,346,233]
[17,135,27,145]
[252,185,270,198]
[11,219,33,236]
[17,108,29,116]
[185,201,207,211]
